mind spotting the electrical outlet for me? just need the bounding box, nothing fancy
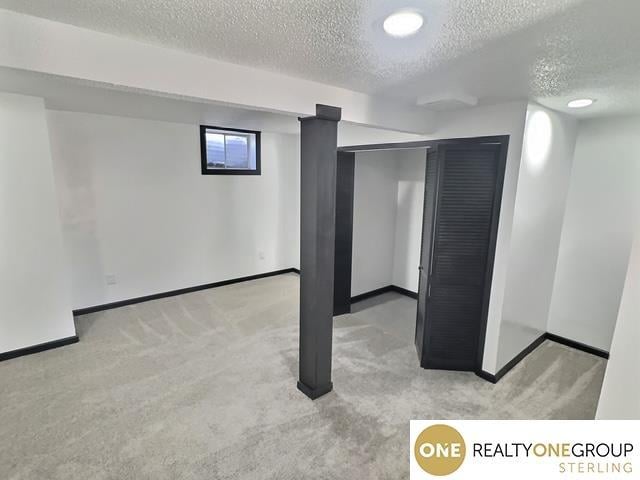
[105,274,117,285]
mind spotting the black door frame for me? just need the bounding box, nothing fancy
[333,151,355,316]
[334,135,510,373]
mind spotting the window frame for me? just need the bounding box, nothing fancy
[200,125,261,175]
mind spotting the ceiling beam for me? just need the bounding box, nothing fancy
[0,9,435,134]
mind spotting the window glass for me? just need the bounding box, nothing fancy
[205,132,226,168]
[201,126,260,175]
[225,135,249,169]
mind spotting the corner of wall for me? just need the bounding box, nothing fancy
[0,92,76,354]
[480,101,529,374]
[489,102,579,373]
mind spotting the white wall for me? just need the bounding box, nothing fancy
[496,104,578,370]
[392,149,426,293]
[351,151,399,296]
[547,115,640,351]
[351,148,425,296]
[48,110,300,310]
[0,93,76,353]
[596,229,640,419]
[338,123,424,147]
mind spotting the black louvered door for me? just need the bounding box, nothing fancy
[417,142,504,371]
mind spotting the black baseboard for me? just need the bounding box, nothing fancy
[476,331,609,384]
[476,333,546,384]
[545,332,610,359]
[351,285,417,304]
[475,369,497,383]
[390,285,418,299]
[297,380,333,400]
[0,335,79,363]
[496,333,547,382]
[73,268,300,316]
[351,286,394,303]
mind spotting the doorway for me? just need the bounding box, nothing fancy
[334,136,509,373]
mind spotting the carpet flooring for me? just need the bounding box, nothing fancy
[0,273,607,479]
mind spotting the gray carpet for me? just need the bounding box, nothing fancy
[0,273,606,479]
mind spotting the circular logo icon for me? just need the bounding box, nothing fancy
[414,424,466,476]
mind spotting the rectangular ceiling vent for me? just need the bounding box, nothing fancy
[416,94,478,111]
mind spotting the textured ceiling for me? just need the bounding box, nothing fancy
[1,0,639,116]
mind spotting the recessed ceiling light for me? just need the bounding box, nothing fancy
[567,98,594,108]
[383,11,424,38]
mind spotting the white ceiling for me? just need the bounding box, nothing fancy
[1,0,639,117]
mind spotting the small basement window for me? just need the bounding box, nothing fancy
[200,125,261,175]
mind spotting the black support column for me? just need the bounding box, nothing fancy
[297,104,341,400]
